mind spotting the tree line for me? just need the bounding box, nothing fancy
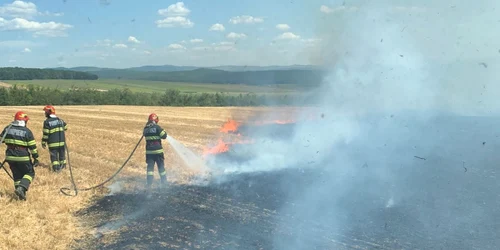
[0,67,99,80]
[0,85,310,106]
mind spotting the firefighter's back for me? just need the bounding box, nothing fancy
[43,117,67,148]
[3,125,36,161]
[143,123,166,155]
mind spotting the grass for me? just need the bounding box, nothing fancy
[2,79,307,95]
[0,105,305,250]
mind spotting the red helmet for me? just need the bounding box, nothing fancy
[148,113,159,123]
[43,105,55,114]
[13,111,29,121]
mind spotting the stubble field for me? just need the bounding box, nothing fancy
[0,105,300,250]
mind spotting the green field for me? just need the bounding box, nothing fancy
[3,79,306,95]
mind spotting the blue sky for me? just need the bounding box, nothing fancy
[0,0,331,68]
[0,0,494,69]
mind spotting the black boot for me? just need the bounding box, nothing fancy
[15,186,26,200]
[53,165,61,172]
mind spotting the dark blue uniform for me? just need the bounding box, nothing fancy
[42,116,68,172]
[0,123,38,200]
[143,121,167,186]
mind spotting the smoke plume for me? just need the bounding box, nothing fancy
[202,0,500,249]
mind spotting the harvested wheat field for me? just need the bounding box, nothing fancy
[0,105,304,250]
[2,106,500,250]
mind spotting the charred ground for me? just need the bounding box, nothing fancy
[75,114,500,250]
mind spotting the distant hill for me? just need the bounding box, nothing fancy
[49,64,324,73]
[40,64,327,85]
[127,65,199,72]
[210,65,323,71]
[92,67,326,86]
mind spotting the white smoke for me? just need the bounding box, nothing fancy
[206,0,442,176]
[200,0,499,249]
[203,0,500,176]
[271,1,499,249]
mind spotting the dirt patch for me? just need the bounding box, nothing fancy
[0,81,11,88]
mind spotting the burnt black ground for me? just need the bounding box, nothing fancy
[75,114,500,250]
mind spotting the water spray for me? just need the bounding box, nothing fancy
[166,135,212,181]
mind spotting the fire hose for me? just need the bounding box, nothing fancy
[0,124,13,180]
[0,119,145,197]
[60,135,144,196]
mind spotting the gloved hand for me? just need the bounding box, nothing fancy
[41,142,46,149]
[33,159,39,167]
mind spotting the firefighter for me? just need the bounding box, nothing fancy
[143,113,168,191]
[41,105,68,172]
[0,111,39,200]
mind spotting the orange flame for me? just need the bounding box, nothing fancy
[220,119,240,133]
[203,139,229,156]
[203,118,297,156]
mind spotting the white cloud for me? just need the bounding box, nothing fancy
[22,47,31,52]
[168,43,186,50]
[158,2,190,17]
[156,2,193,28]
[276,32,300,40]
[144,50,152,55]
[276,24,290,31]
[128,36,140,44]
[0,1,37,19]
[0,17,73,37]
[190,38,203,43]
[226,32,247,40]
[156,16,193,28]
[319,5,333,13]
[0,1,64,19]
[229,15,264,24]
[209,23,225,31]
[112,43,127,49]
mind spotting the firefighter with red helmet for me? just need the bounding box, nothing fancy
[41,105,68,172]
[0,111,39,200]
[143,113,168,192]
